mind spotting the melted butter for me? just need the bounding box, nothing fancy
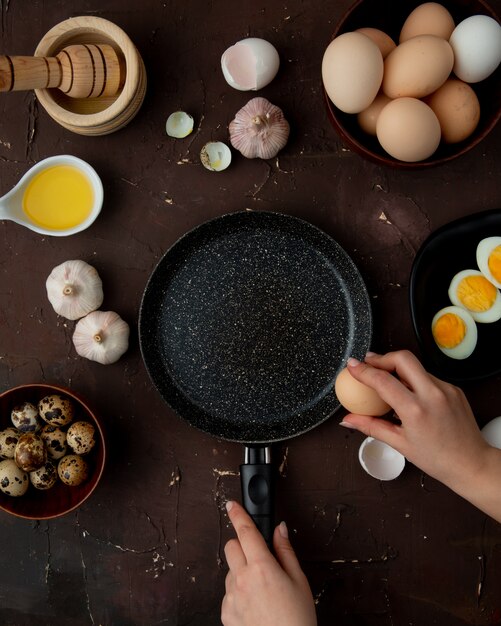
[23,165,93,231]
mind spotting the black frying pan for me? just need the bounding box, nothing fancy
[139,211,372,542]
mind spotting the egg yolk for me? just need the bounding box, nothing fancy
[488,246,501,283]
[456,275,497,312]
[432,313,466,349]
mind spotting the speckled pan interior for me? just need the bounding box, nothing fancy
[139,211,372,443]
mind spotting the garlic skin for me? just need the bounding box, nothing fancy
[46,260,103,320]
[72,311,129,365]
[229,97,290,159]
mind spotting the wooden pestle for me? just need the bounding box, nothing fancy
[0,43,124,98]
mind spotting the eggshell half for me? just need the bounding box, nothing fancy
[358,437,406,481]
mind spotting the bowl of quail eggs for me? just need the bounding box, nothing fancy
[0,383,105,519]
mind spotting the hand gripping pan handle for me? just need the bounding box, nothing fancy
[240,446,274,549]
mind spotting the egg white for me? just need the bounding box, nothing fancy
[448,269,501,323]
[431,305,477,359]
[477,236,501,289]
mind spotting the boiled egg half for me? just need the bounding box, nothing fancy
[431,305,477,359]
[477,237,501,289]
[448,269,501,323]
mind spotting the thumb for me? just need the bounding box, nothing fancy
[272,521,304,582]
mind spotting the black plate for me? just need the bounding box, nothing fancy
[139,211,372,443]
[410,209,501,383]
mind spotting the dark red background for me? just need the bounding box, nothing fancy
[0,0,500,624]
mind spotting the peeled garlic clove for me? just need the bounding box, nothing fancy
[72,311,129,365]
[200,141,232,171]
[166,111,194,138]
[221,38,280,91]
[46,260,103,321]
[229,97,290,159]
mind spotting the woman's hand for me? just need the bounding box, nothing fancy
[341,350,501,522]
[221,500,317,626]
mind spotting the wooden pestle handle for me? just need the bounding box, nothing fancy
[0,43,123,98]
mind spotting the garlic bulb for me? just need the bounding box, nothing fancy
[72,311,129,365]
[46,260,103,320]
[229,97,290,159]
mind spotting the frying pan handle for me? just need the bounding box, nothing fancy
[240,446,275,549]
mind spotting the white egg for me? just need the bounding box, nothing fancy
[431,305,477,360]
[358,437,405,481]
[476,236,501,288]
[449,15,501,83]
[448,269,501,323]
[221,38,280,91]
[481,416,501,449]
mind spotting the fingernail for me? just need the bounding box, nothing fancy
[339,421,353,428]
[347,357,360,367]
[225,500,234,513]
[366,351,377,357]
[279,521,288,539]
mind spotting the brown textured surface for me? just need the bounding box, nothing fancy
[0,1,500,625]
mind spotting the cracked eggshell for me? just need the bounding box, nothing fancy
[358,437,405,481]
[200,141,232,171]
[221,38,280,91]
[481,416,501,449]
[166,111,194,138]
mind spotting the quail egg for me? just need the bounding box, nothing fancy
[431,305,477,359]
[0,459,29,497]
[30,461,58,490]
[11,402,41,433]
[38,394,74,427]
[67,422,96,455]
[448,269,501,323]
[14,433,47,472]
[40,424,68,460]
[0,428,20,459]
[58,455,89,486]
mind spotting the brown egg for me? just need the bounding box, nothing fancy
[400,2,455,43]
[357,93,392,136]
[424,79,480,143]
[335,367,391,416]
[30,461,58,490]
[356,27,396,59]
[383,35,454,99]
[322,32,383,113]
[67,421,96,455]
[376,97,441,162]
[14,433,47,472]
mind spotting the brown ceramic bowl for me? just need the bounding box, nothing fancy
[324,0,501,168]
[0,383,105,520]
